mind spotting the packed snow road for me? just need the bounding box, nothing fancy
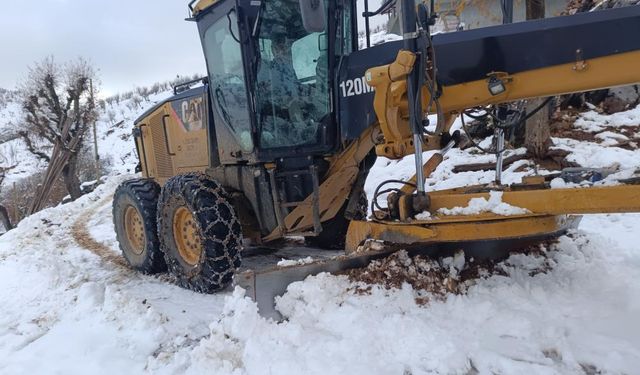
[1,175,640,374]
[0,177,227,374]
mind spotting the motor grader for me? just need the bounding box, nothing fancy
[113,0,640,316]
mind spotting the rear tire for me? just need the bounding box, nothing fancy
[112,178,166,273]
[306,191,368,249]
[157,173,242,293]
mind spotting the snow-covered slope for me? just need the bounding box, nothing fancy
[94,90,175,175]
[0,89,45,184]
[0,85,175,186]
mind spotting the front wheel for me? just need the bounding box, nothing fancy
[157,173,243,293]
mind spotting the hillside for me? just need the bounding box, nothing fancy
[0,84,179,187]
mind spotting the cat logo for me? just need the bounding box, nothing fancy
[181,97,204,132]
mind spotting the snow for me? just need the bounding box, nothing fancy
[442,250,466,276]
[361,30,402,49]
[414,211,432,220]
[595,130,629,147]
[574,105,640,132]
[549,177,579,189]
[0,177,227,375]
[277,256,315,267]
[552,137,640,187]
[437,190,530,216]
[160,224,640,375]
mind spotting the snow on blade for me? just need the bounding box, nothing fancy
[436,191,530,216]
[277,256,315,267]
[414,211,432,220]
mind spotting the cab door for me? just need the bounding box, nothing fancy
[199,5,255,164]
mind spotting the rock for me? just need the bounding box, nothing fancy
[603,86,640,114]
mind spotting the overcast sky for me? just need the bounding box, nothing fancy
[0,0,205,97]
[0,0,384,97]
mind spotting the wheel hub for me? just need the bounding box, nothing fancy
[124,206,146,255]
[173,207,203,266]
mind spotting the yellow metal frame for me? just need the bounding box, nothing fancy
[367,50,640,160]
[267,47,640,243]
[345,182,640,252]
[428,184,640,217]
[135,102,210,186]
[346,214,580,253]
[263,126,380,241]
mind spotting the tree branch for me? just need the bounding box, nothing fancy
[18,131,51,162]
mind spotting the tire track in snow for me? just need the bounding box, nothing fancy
[71,194,129,269]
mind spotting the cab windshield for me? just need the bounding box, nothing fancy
[253,0,330,149]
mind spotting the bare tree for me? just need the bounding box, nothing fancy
[0,156,16,232]
[18,56,99,201]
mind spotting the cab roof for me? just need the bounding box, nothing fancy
[191,0,219,17]
[133,86,206,125]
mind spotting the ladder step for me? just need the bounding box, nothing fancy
[267,164,322,237]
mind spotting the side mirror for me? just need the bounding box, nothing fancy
[299,0,326,33]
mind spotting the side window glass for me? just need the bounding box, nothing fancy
[202,12,253,153]
[342,3,353,53]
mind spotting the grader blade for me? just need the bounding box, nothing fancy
[234,213,578,320]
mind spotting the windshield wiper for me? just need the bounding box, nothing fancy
[252,0,265,37]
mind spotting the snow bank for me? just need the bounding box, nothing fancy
[156,225,640,375]
[3,174,638,374]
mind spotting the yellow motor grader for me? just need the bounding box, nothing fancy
[113,0,640,317]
